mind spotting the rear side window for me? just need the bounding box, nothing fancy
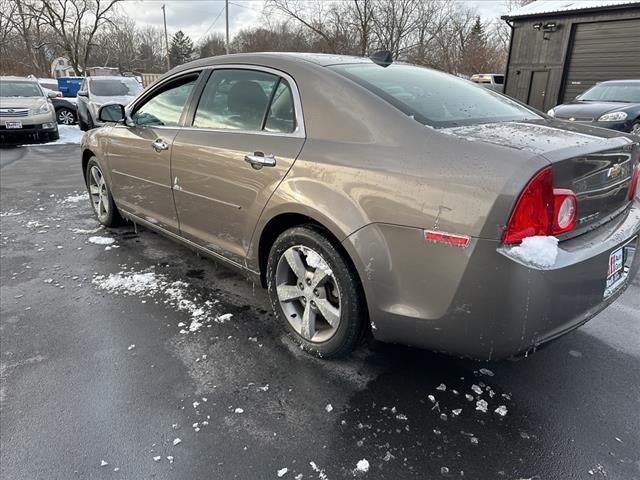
[132,77,196,127]
[193,69,296,133]
[331,64,539,128]
[494,75,504,85]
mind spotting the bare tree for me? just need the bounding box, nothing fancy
[37,0,120,74]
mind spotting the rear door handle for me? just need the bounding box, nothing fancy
[152,138,169,152]
[244,152,276,169]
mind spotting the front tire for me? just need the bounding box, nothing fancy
[56,107,76,125]
[85,158,121,227]
[266,226,366,358]
[631,120,640,138]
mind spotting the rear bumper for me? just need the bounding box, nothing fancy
[0,123,59,145]
[344,201,640,360]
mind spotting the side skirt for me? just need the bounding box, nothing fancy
[120,211,262,284]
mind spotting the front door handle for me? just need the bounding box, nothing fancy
[244,152,276,169]
[152,138,169,152]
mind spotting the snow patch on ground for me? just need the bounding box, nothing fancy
[509,236,559,268]
[70,226,103,234]
[48,125,84,145]
[62,192,89,203]
[356,459,369,473]
[88,236,114,245]
[92,268,229,332]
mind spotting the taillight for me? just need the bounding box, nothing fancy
[503,166,577,244]
[630,158,640,200]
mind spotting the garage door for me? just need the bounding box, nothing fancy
[562,17,640,102]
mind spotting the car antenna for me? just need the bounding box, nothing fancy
[369,50,393,68]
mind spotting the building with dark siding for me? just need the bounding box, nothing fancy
[502,0,640,112]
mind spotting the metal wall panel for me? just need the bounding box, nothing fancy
[562,18,640,101]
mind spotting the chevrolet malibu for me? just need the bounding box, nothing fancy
[80,53,640,360]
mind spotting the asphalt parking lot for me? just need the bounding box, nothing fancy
[1,143,639,480]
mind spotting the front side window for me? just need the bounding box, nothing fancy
[193,69,295,132]
[132,77,196,127]
[0,81,44,97]
[90,78,143,97]
[331,63,540,128]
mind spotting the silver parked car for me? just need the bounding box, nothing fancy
[76,76,143,131]
[80,53,640,360]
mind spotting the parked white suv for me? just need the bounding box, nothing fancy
[76,76,143,131]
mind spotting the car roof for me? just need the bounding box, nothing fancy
[172,52,374,77]
[88,75,135,81]
[0,76,39,82]
[596,79,640,85]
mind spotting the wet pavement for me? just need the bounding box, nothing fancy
[1,143,639,480]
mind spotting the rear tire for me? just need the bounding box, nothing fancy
[78,115,88,131]
[266,225,366,358]
[85,157,122,227]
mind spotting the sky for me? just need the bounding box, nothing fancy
[119,0,510,44]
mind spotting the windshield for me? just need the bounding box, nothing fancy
[0,80,44,98]
[580,83,640,103]
[90,78,142,97]
[330,63,539,128]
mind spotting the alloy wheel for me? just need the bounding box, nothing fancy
[88,165,110,223]
[631,123,640,137]
[58,109,75,125]
[275,245,341,342]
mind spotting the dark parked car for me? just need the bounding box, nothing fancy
[36,78,78,125]
[80,53,639,360]
[549,80,640,136]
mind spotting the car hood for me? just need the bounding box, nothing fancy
[0,96,48,108]
[90,95,136,106]
[437,119,631,157]
[553,101,636,119]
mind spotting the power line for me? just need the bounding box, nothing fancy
[195,4,227,44]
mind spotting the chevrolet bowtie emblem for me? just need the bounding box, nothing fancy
[607,164,622,179]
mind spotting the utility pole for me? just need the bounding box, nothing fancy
[225,0,230,55]
[161,4,170,71]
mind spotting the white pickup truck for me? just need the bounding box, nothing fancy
[471,74,504,93]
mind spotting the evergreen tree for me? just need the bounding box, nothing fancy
[169,30,194,67]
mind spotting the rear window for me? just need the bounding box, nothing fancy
[330,64,539,128]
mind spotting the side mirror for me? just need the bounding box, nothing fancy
[99,103,126,123]
[47,90,58,99]
[77,90,89,98]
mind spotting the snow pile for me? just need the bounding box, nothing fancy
[93,268,229,332]
[510,236,559,268]
[88,236,114,245]
[51,125,84,145]
[356,459,370,473]
[277,468,289,477]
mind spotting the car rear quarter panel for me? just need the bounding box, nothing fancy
[247,61,550,272]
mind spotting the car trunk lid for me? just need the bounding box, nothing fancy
[552,143,637,237]
[439,120,638,239]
